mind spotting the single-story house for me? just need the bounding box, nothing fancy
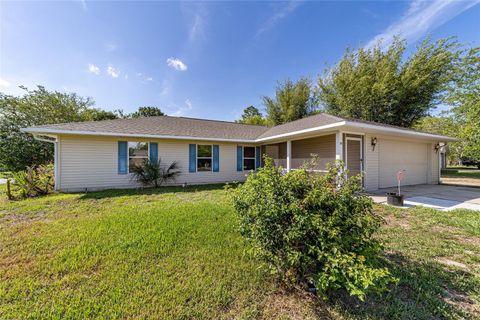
[22,113,455,192]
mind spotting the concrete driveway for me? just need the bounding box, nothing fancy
[368,184,480,211]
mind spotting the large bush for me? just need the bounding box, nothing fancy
[231,158,396,300]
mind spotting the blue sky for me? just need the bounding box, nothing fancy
[1,0,479,120]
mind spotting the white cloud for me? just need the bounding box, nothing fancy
[160,80,171,95]
[107,66,120,78]
[105,42,117,52]
[0,77,11,88]
[124,74,129,80]
[88,64,100,75]
[167,57,188,71]
[170,99,194,116]
[146,77,153,81]
[256,1,302,39]
[366,0,480,49]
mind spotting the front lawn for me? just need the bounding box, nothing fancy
[442,167,480,179]
[1,186,479,319]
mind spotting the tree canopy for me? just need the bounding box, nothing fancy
[0,86,118,171]
[236,106,267,125]
[263,78,317,126]
[317,37,461,127]
[130,106,165,118]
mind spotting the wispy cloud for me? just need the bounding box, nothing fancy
[170,99,193,116]
[106,65,120,78]
[182,2,208,42]
[366,0,480,49]
[0,77,11,88]
[88,64,100,75]
[160,80,171,96]
[167,57,188,71]
[255,1,302,39]
[105,42,117,52]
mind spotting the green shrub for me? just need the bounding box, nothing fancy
[130,158,180,188]
[231,158,396,300]
[10,164,54,199]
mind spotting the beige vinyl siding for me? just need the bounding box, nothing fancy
[364,133,379,191]
[58,135,250,192]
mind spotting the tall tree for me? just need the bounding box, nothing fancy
[0,86,117,171]
[130,106,165,118]
[236,106,266,125]
[446,47,480,164]
[317,37,461,127]
[263,78,317,126]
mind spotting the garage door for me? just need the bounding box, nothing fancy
[379,139,428,188]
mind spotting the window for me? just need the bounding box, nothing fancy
[128,142,148,172]
[243,146,255,171]
[197,145,212,172]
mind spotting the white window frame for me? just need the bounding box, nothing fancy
[243,146,256,171]
[128,141,149,174]
[196,144,213,172]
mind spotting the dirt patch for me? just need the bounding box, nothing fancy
[455,235,480,247]
[260,288,336,320]
[435,257,468,270]
[443,287,480,317]
[382,214,411,229]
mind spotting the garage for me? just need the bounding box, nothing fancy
[379,139,429,188]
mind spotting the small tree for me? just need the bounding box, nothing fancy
[130,158,180,188]
[231,158,396,300]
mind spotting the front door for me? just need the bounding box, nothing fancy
[346,137,363,180]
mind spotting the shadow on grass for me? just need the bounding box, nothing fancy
[79,183,229,200]
[327,252,479,319]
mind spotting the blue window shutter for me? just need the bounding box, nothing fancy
[256,146,261,169]
[118,141,128,174]
[237,145,243,171]
[189,144,197,172]
[149,142,158,164]
[213,145,219,172]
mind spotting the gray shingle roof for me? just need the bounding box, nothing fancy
[28,116,270,141]
[24,113,454,141]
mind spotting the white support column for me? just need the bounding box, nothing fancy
[54,141,59,191]
[335,131,343,162]
[286,140,292,172]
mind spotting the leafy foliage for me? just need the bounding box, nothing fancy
[130,158,180,188]
[130,106,165,118]
[9,164,54,199]
[231,158,396,300]
[318,37,461,127]
[0,86,118,171]
[263,78,318,126]
[236,106,267,125]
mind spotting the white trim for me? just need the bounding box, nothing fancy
[127,141,149,174]
[286,141,292,172]
[344,121,457,141]
[196,144,213,172]
[255,122,346,142]
[54,141,59,191]
[335,131,343,161]
[23,128,257,143]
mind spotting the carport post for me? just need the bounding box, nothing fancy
[335,131,343,162]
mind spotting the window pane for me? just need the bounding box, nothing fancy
[243,146,255,158]
[197,145,212,157]
[129,142,148,157]
[197,158,212,171]
[243,158,255,171]
[129,157,146,171]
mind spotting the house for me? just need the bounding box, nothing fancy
[22,113,456,192]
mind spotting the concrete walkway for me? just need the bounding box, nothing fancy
[368,184,480,211]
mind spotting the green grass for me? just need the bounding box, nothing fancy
[442,168,480,179]
[1,185,479,319]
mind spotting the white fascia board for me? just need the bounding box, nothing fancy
[254,121,346,142]
[22,127,257,143]
[345,121,458,141]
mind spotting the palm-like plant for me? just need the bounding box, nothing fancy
[130,158,181,188]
